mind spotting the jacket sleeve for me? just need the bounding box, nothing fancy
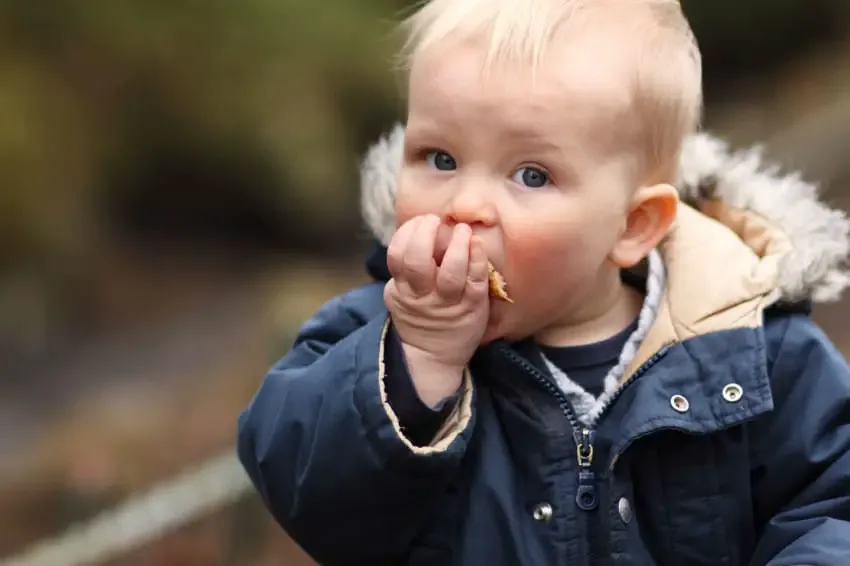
[236,284,476,565]
[383,323,464,446]
[749,313,850,566]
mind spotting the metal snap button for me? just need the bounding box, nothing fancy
[722,383,743,403]
[532,502,553,522]
[618,497,633,524]
[670,394,690,413]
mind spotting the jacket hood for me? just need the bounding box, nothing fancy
[360,123,850,305]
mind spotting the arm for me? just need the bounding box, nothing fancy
[383,324,464,446]
[749,313,850,565]
[237,284,475,565]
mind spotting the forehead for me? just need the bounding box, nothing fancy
[406,32,639,148]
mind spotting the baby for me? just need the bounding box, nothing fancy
[238,0,850,564]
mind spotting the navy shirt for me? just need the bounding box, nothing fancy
[538,317,639,397]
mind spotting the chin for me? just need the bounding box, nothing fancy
[483,322,528,345]
[481,318,506,345]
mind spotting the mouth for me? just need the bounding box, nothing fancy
[487,262,513,303]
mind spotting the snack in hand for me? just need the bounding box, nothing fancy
[487,262,513,303]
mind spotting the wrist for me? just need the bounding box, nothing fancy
[401,343,466,408]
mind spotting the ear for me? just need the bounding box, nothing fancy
[609,183,678,268]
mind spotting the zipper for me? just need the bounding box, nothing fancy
[593,344,674,474]
[502,344,672,566]
[574,428,597,510]
[501,342,673,513]
[501,347,585,432]
[580,344,671,565]
[589,343,674,428]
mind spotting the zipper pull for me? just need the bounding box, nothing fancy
[575,428,598,511]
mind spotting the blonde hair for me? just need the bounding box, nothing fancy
[398,0,702,184]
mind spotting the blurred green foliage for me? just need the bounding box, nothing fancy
[0,0,847,349]
[0,0,411,271]
[3,0,848,267]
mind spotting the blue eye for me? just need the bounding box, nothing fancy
[425,151,457,171]
[512,166,549,189]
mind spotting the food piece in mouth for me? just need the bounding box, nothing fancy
[487,262,513,303]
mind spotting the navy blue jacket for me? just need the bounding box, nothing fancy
[238,240,850,566]
[238,118,850,566]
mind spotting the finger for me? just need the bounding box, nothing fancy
[435,224,471,302]
[433,222,455,266]
[402,214,441,295]
[386,217,418,278]
[467,236,489,299]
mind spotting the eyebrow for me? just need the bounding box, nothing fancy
[497,127,587,161]
[502,131,562,151]
[403,118,451,143]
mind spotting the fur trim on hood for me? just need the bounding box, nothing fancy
[360,123,850,304]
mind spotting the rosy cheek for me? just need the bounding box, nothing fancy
[505,231,583,286]
[509,246,554,284]
[507,233,563,265]
[394,169,443,228]
[394,195,430,228]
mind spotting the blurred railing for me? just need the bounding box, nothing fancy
[0,451,250,566]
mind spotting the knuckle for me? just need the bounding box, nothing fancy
[439,272,465,292]
[404,259,431,278]
[386,250,404,272]
[383,281,398,304]
[466,278,488,296]
[384,278,397,294]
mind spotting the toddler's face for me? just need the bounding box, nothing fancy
[395,33,646,342]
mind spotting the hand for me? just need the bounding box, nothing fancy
[384,214,490,406]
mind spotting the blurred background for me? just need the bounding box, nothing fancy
[1,1,849,565]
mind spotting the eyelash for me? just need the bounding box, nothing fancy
[511,165,552,189]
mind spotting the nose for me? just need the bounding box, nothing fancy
[444,176,498,227]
